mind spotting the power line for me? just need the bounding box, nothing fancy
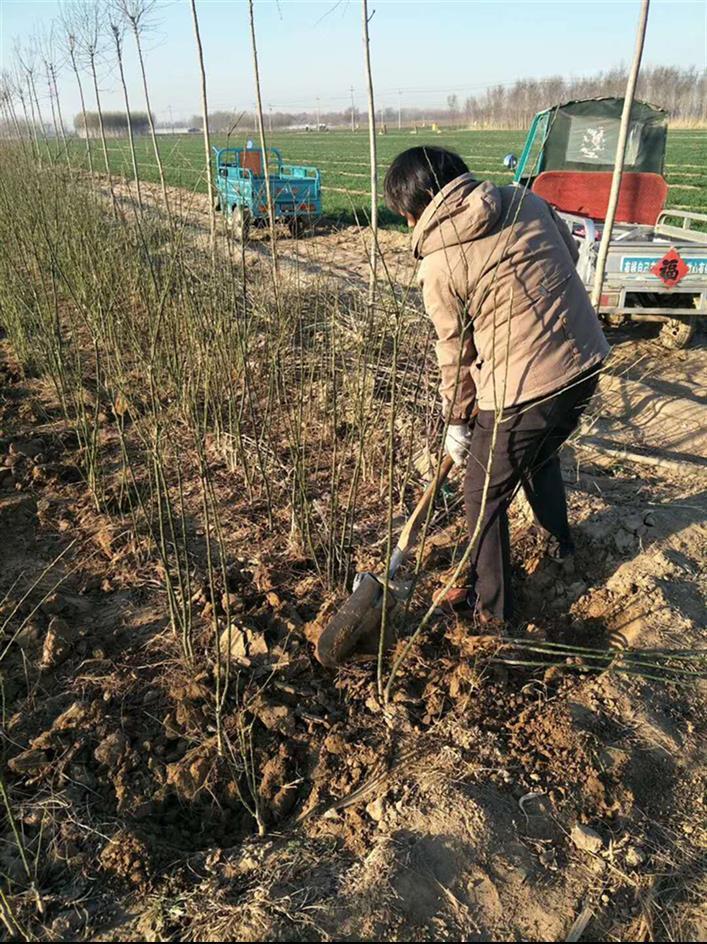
[203,75,568,114]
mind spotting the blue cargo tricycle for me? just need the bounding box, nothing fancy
[213,146,322,239]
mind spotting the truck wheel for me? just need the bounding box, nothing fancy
[230,206,250,242]
[658,317,696,350]
[213,194,222,212]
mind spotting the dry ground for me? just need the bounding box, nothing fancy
[1,182,706,942]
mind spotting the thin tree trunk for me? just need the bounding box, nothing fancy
[188,0,215,255]
[88,53,116,206]
[68,46,94,176]
[49,65,71,169]
[27,70,54,164]
[0,96,15,139]
[248,0,278,281]
[22,75,42,167]
[89,58,110,175]
[362,0,378,307]
[6,100,26,145]
[591,0,650,307]
[4,89,29,152]
[131,25,170,218]
[16,88,39,160]
[45,68,62,158]
[22,88,42,162]
[111,27,142,211]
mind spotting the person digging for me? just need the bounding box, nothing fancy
[383,146,610,630]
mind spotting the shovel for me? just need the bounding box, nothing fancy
[315,454,455,668]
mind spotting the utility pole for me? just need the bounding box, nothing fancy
[350,85,355,132]
[316,96,320,130]
[168,104,174,134]
[398,89,402,130]
[268,104,272,134]
[591,0,651,308]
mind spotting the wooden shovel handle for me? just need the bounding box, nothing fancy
[395,453,455,558]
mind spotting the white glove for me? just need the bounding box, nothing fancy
[445,423,472,467]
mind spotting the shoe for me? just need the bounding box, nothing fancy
[545,536,576,576]
[433,582,475,611]
[546,535,575,561]
[474,608,506,636]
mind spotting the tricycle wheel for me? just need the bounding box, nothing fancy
[230,206,250,242]
[287,215,303,237]
[658,317,696,350]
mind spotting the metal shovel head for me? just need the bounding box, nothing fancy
[315,572,388,669]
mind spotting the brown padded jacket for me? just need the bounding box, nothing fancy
[413,173,610,418]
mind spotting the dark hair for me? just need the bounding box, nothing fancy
[383,146,469,220]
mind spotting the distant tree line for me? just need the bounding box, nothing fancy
[181,65,705,133]
[74,111,153,137]
[183,110,330,133]
[460,66,706,128]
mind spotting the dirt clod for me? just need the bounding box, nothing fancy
[95,730,128,768]
[625,845,645,868]
[10,438,45,459]
[8,748,50,774]
[41,616,78,668]
[571,823,604,853]
[219,624,248,661]
[99,829,151,886]
[255,702,294,733]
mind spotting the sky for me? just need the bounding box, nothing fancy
[1,0,706,125]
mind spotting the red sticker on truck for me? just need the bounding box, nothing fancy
[650,248,689,287]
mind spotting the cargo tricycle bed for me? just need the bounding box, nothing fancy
[213,146,321,239]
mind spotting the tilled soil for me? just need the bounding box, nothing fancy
[1,330,705,942]
[1,188,705,941]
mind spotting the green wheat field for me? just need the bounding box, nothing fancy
[73,127,707,227]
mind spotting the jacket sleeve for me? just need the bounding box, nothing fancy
[549,205,579,264]
[419,258,477,423]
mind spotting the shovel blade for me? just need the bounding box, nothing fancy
[315,573,388,668]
